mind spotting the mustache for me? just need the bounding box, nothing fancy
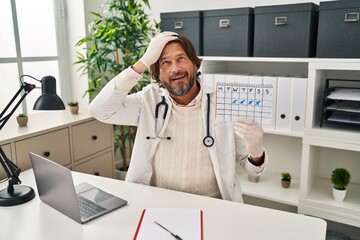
[170,71,187,80]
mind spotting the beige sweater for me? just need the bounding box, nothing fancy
[151,102,221,198]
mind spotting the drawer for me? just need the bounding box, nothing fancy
[15,128,71,171]
[72,120,112,161]
[74,151,114,178]
[0,144,12,180]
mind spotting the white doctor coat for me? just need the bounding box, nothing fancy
[89,69,268,203]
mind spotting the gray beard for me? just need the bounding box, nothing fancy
[164,73,196,96]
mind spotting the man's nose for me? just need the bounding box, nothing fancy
[170,61,181,72]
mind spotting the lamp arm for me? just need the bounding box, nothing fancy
[0,82,35,130]
[0,81,35,194]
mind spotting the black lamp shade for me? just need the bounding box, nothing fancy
[33,76,65,110]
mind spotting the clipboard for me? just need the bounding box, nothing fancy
[133,208,203,240]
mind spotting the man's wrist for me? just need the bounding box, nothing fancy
[126,65,144,81]
[132,60,147,74]
[248,151,265,166]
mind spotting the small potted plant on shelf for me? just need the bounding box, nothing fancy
[16,113,28,127]
[248,174,260,183]
[68,101,79,114]
[331,168,351,202]
[281,172,291,188]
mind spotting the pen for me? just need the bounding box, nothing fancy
[154,221,183,240]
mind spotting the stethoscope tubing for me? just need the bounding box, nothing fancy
[148,94,214,147]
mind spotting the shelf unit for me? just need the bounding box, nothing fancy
[201,57,360,228]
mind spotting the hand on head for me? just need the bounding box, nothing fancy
[140,31,179,68]
[234,118,264,157]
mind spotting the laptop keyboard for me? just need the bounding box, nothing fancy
[77,195,106,219]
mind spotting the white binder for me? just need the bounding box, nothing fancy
[290,77,307,133]
[262,76,278,130]
[202,73,214,88]
[276,77,292,132]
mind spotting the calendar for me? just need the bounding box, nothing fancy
[216,80,275,126]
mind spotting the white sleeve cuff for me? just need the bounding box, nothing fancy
[113,66,143,92]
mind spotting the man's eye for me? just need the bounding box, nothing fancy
[161,61,171,68]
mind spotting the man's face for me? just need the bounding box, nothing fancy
[158,43,197,97]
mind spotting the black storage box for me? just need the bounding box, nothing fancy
[202,8,254,57]
[253,3,319,58]
[317,0,360,58]
[160,11,202,55]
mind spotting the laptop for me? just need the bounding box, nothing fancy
[29,152,127,224]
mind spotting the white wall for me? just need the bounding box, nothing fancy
[65,0,103,107]
[64,0,89,107]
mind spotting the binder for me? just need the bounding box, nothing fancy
[262,76,278,130]
[291,77,307,132]
[133,208,203,240]
[202,73,215,88]
[276,77,292,131]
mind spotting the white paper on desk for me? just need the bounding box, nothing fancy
[133,208,203,240]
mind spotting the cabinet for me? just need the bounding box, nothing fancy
[0,109,115,180]
[201,57,360,227]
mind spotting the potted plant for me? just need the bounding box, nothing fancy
[68,101,79,114]
[74,0,158,172]
[331,168,351,201]
[248,174,260,183]
[16,113,28,127]
[281,172,291,188]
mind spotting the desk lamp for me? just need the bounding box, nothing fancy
[0,75,65,206]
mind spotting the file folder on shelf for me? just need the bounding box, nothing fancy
[133,208,203,240]
[276,77,292,131]
[290,77,307,132]
[202,73,215,88]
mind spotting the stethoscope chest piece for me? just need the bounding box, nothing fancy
[203,136,214,147]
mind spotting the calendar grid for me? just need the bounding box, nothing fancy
[216,81,274,125]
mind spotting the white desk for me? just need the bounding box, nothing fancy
[0,170,327,240]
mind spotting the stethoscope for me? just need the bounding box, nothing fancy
[146,93,214,147]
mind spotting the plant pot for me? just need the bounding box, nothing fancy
[281,180,291,188]
[16,116,28,127]
[69,106,79,114]
[115,169,127,181]
[332,188,346,201]
[248,175,260,183]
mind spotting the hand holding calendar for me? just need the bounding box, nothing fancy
[234,118,264,157]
